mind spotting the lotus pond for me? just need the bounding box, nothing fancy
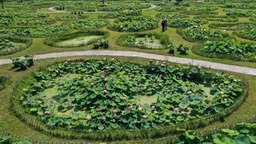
[16,59,245,131]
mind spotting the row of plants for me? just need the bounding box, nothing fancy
[68,19,108,30]
[0,25,70,38]
[108,16,158,32]
[13,12,48,18]
[44,30,109,48]
[155,12,189,19]
[225,9,254,17]
[156,5,187,12]
[223,3,256,9]
[98,10,142,19]
[168,18,208,28]
[194,15,239,22]
[177,122,256,144]
[0,17,14,27]
[11,59,247,140]
[117,33,171,49]
[55,14,88,21]
[235,28,256,41]
[17,18,56,26]
[193,40,256,62]
[177,25,230,42]
[208,23,256,30]
[0,36,32,56]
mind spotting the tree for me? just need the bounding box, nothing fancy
[102,0,105,4]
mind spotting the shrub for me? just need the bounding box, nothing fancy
[168,44,176,55]
[93,39,109,49]
[11,55,34,70]
[177,44,189,55]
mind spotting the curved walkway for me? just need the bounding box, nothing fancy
[0,50,256,76]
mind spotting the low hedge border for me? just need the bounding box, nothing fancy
[0,36,33,56]
[10,58,249,142]
[44,30,109,48]
[116,33,171,49]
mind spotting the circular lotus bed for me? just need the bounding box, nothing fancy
[12,59,247,140]
[44,31,108,47]
[0,36,32,55]
[107,16,158,32]
[117,33,171,49]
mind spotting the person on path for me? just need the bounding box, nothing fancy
[161,18,167,32]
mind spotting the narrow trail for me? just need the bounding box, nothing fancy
[1,50,256,76]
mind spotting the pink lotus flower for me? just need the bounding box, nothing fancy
[142,115,148,119]
[44,110,51,115]
[138,106,143,111]
[127,105,132,110]
[181,111,186,115]
[103,89,108,93]
[97,108,102,112]
[86,115,92,120]
[102,116,106,121]
[112,109,118,113]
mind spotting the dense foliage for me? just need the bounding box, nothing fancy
[155,12,189,19]
[194,15,239,22]
[236,28,256,41]
[196,40,256,62]
[11,55,34,69]
[209,23,256,30]
[169,18,207,28]
[17,18,56,26]
[177,122,256,144]
[18,60,245,131]
[108,16,158,32]
[0,25,70,37]
[93,39,109,49]
[0,37,32,55]
[68,19,108,30]
[178,26,229,42]
[98,10,142,19]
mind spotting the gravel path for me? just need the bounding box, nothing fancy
[1,50,256,76]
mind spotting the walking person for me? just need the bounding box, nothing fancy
[161,18,168,32]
